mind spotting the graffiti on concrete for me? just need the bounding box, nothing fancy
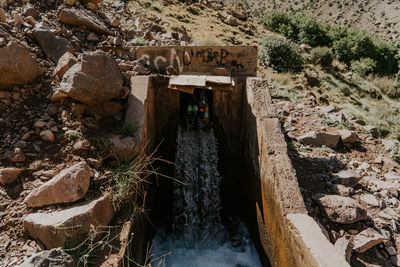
[140,47,245,73]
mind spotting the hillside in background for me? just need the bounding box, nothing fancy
[244,0,400,42]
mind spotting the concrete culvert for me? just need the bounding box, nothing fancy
[123,46,349,267]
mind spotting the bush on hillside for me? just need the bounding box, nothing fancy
[292,13,331,47]
[261,11,298,40]
[261,11,398,76]
[350,58,377,77]
[311,46,334,69]
[259,36,304,73]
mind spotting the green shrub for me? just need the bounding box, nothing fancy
[311,46,334,68]
[292,13,331,47]
[259,36,304,73]
[130,37,149,46]
[261,11,298,40]
[262,11,398,76]
[350,58,377,77]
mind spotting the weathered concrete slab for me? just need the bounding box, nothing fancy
[287,214,350,267]
[136,46,257,76]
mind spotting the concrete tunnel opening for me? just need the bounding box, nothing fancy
[125,46,349,267]
[142,75,268,266]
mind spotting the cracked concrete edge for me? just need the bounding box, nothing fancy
[286,213,350,267]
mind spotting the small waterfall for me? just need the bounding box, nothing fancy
[151,125,262,267]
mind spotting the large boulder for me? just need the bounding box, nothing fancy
[55,51,123,105]
[0,167,23,185]
[23,194,114,249]
[298,131,341,148]
[59,8,111,35]
[312,194,367,224]
[17,249,75,267]
[0,42,42,88]
[32,24,73,63]
[24,162,91,208]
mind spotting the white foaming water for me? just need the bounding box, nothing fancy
[151,126,262,267]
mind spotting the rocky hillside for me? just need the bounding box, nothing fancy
[245,0,400,41]
[1,0,400,266]
[0,0,189,265]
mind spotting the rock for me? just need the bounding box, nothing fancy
[0,8,6,22]
[338,129,358,144]
[379,207,400,221]
[24,162,90,208]
[59,7,111,35]
[300,44,312,53]
[54,52,77,78]
[225,15,240,26]
[6,148,25,163]
[363,178,400,196]
[363,126,378,138]
[23,194,113,249]
[17,248,75,267]
[87,32,99,42]
[320,105,339,113]
[0,167,23,185]
[386,246,397,256]
[101,220,131,267]
[331,184,352,197]
[65,0,75,6]
[87,2,98,11]
[312,194,367,224]
[353,228,384,253]
[133,62,150,75]
[40,130,55,143]
[0,42,42,89]
[166,65,179,75]
[110,134,139,161]
[81,0,104,4]
[56,51,123,105]
[391,255,400,266]
[73,140,90,151]
[328,112,347,124]
[33,25,73,63]
[334,237,352,263]
[22,4,40,19]
[298,131,341,148]
[111,17,120,27]
[382,139,396,152]
[86,100,123,119]
[384,172,400,181]
[333,170,361,187]
[359,194,379,207]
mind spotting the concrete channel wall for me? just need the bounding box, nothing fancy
[125,75,349,267]
[244,77,349,267]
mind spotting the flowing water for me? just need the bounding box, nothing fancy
[151,125,262,267]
